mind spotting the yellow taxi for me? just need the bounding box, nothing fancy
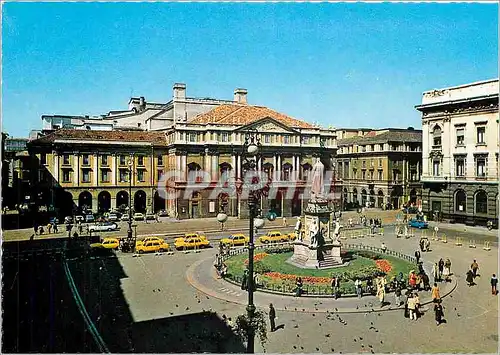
[220,233,249,247]
[90,237,120,250]
[286,232,298,241]
[174,235,210,250]
[135,239,170,253]
[136,236,164,247]
[258,231,287,244]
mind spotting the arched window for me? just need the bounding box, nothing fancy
[475,190,488,214]
[432,125,442,147]
[454,190,466,212]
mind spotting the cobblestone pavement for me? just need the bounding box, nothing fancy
[100,227,498,353]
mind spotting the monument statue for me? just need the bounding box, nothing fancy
[294,217,303,241]
[332,218,342,243]
[310,158,325,201]
[309,219,319,248]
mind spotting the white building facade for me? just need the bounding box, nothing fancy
[416,79,499,227]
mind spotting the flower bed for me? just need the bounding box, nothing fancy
[244,253,268,265]
[375,260,393,273]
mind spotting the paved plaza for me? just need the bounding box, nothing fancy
[60,224,498,353]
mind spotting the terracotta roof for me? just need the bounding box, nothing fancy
[30,129,168,146]
[190,104,313,128]
[338,130,422,146]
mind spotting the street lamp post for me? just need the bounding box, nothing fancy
[127,157,134,250]
[239,130,267,353]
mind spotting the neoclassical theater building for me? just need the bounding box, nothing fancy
[416,79,499,226]
[28,84,338,219]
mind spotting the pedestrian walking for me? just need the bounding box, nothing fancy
[414,293,421,318]
[407,294,417,320]
[282,217,287,227]
[241,269,249,290]
[431,283,441,302]
[491,274,498,295]
[47,223,52,234]
[443,258,452,281]
[395,286,402,306]
[434,299,444,325]
[39,226,44,235]
[433,263,439,283]
[471,260,479,278]
[295,277,303,297]
[33,222,38,235]
[269,303,276,332]
[414,250,421,264]
[355,279,362,298]
[53,222,58,233]
[381,242,387,252]
[438,258,444,280]
[466,270,474,287]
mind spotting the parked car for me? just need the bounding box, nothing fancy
[49,217,60,224]
[174,235,210,250]
[158,210,168,217]
[133,213,145,221]
[90,237,120,250]
[75,215,84,223]
[136,236,165,247]
[120,214,130,221]
[408,218,428,229]
[220,233,249,247]
[145,212,156,220]
[258,231,287,244]
[64,216,73,224]
[88,222,120,232]
[135,239,170,253]
[85,214,95,223]
[108,213,119,222]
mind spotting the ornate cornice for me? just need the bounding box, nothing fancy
[422,103,498,118]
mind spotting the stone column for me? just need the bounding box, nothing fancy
[111,154,117,185]
[93,154,98,186]
[181,155,187,181]
[74,154,79,186]
[204,151,211,180]
[236,155,241,179]
[231,154,236,176]
[276,155,281,181]
[53,153,59,182]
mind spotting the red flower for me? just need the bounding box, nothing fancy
[244,252,268,265]
[375,260,392,273]
[263,272,330,284]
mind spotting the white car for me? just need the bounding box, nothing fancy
[134,213,145,221]
[88,222,120,232]
[108,213,119,222]
[75,215,84,223]
[120,214,130,221]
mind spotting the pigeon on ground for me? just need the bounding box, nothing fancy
[316,348,319,351]
[354,339,357,342]
[297,334,300,338]
[312,314,316,317]
[293,346,297,349]
[380,341,383,344]
[293,325,299,328]
[331,348,334,352]
[176,304,179,307]
[325,334,330,338]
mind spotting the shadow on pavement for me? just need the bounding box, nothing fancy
[3,236,246,353]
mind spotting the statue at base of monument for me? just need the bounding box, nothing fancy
[333,218,342,243]
[294,217,302,241]
[309,219,319,248]
[310,158,325,201]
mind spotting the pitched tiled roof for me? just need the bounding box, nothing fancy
[31,129,168,146]
[338,130,422,146]
[190,104,313,129]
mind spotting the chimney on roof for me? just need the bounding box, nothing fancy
[139,96,146,111]
[234,88,248,104]
[173,83,186,100]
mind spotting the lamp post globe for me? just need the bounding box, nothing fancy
[247,144,258,156]
[254,217,265,229]
[217,212,228,224]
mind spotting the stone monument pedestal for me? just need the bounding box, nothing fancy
[288,199,343,269]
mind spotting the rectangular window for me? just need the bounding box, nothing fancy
[392,169,399,181]
[433,160,440,177]
[189,133,197,142]
[158,169,164,180]
[379,159,382,167]
[40,153,47,165]
[378,171,383,180]
[476,126,485,144]
[362,161,366,168]
[362,171,366,180]
[302,136,309,144]
[455,158,465,177]
[433,136,442,146]
[120,155,126,166]
[82,169,90,183]
[379,144,384,151]
[456,128,465,146]
[62,170,71,182]
[410,170,418,181]
[138,156,144,166]
[476,155,487,177]
[82,154,90,166]
[353,168,357,179]
[222,133,229,142]
[369,171,374,180]
[264,135,270,144]
[284,136,290,144]
[119,169,128,182]
[63,154,70,165]
[101,169,109,182]
[137,170,145,182]
[101,154,108,166]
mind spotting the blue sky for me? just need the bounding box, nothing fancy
[2,2,498,137]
